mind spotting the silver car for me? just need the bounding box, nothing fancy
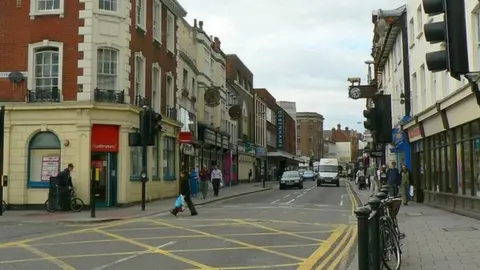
[280,171,303,190]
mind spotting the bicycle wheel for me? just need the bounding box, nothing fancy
[45,199,56,213]
[2,200,6,213]
[70,198,84,212]
[380,223,402,270]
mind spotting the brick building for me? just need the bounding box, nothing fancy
[255,88,299,177]
[297,112,324,159]
[0,0,186,208]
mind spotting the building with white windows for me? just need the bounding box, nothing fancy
[187,20,230,171]
[0,0,186,208]
[399,0,480,216]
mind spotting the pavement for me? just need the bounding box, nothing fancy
[347,181,480,270]
[0,179,358,270]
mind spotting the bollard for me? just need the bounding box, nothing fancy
[368,197,382,270]
[376,191,387,201]
[355,206,372,270]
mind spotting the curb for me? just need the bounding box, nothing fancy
[57,187,273,224]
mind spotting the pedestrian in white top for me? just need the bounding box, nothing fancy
[211,165,222,197]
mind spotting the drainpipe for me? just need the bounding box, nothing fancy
[400,12,411,117]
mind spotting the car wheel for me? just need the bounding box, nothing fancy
[299,185,303,189]
[317,182,321,187]
[279,185,285,190]
[336,182,340,187]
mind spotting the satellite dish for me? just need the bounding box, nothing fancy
[228,105,242,120]
[8,71,25,83]
[204,86,220,108]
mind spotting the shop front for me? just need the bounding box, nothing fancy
[237,142,255,182]
[404,84,480,218]
[391,116,412,170]
[197,124,230,171]
[91,124,119,207]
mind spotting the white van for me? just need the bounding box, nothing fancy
[317,158,340,187]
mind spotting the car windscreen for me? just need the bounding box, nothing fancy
[319,165,338,172]
[282,172,300,178]
[303,171,314,174]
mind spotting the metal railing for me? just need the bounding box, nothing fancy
[134,95,150,107]
[166,106,177,120]
[93,88,125,104]
[354,185,403,270]
[27,88,60,103]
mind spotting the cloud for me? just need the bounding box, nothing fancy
[178,0,405,131]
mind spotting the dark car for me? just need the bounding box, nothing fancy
[279,171,303,190]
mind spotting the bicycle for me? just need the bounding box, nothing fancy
[45,187,84,213]
[379,196,403,270]
[1,200,6,213]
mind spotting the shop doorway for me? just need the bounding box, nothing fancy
[91,153,117,207]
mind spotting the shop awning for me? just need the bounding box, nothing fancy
[267,151,303,162]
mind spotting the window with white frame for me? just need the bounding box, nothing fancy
[420,64,426,109]
[166,75,174,109]
[153,0,162,43]
[97,48,118,90]
[99,0,117,11]
[411,72,418,114]
[30,0,64,17]
[34,47,60,92]
[416,6,423,37]
[136,0,146,30]
[408,18,415,46]
[166,11,175,53]
[152,64,161,112]
[134,53,145,97]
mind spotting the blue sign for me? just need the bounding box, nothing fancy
[255,147,266,157]
[276,110,285,149]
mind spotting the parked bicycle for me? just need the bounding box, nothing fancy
[1,200,6,213]
[379,196,403,270]
[45,187,84,212]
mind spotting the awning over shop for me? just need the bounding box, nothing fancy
[267,151,302,162]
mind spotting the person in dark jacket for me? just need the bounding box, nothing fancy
[386,161,401,196]
[57,163,74,210]
[170,170,198,216]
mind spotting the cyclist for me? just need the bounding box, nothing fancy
[57,163,74,210]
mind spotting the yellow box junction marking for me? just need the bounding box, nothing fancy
[19,244,75,270]
[315,225,355,269]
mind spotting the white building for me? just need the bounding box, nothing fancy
[277,101,298,155]
[401,0,480,214]
[254,94,267,148]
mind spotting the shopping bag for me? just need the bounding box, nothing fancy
[175,195,184,208]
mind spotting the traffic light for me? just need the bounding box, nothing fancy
[363,106,379,142]
[149,112,163,142]
[375,95,392,143]
[423,0,468,80]
[139,109,152,146]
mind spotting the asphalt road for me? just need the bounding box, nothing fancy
[0,179,358,270]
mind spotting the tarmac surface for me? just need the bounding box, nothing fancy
[0,180,358,270]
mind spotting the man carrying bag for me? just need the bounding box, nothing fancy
[170,170,198,216]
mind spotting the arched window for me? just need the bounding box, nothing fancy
[28,132,61,188]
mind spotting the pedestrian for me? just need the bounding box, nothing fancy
[199,165,210,199]
[189,167,199,198]
[400,164,410,205]
[211,165,222,197]
[56,163,74,210]
[386,161,401,196]
[170,170,198,216]
[368,162,379,196]
[248,169,252,183]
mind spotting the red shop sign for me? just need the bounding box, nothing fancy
[91,124,120,152]
[407,125,422,140]
[179,131,193,143]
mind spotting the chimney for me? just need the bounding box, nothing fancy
[199,20,203,29]
[214,37,221,50]
[337,124,341,130]
[194,19,197,28]
[345,126,349,131]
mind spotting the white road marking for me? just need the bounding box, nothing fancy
[92,241,176,270]
[286,199,295,204]
[284,194,291,198]
[271,199,280,204]
[296,195,303,199]
[293,192,300,194]
[340,194,344,206]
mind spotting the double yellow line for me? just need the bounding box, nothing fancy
[315,225,357,269]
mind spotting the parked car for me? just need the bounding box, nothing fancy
[279,171,303,190]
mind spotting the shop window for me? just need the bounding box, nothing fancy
[429,142,435,191]
[130,147,142,179]
[473,137,480,197]
[28,132,61,188]
[163,136,176,180]
[151,139,159,180]
[419,151,426,189]
[446,144,452,192]
[440,146,446,192]
[464,140,472,196]
[456,143,464,194]
[472,120,480,138]
[462,123,471,139]
[434,148,440,192]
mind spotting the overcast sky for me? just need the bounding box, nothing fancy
[179,0,405,132]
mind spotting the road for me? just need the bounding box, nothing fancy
[0,179,358,270]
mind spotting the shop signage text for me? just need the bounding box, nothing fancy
[276,110,285,149]
[91,124,119,152]
[204,129,216,145]
[407,125,422,140]
[182,144,195,156]
[222,135,229,149]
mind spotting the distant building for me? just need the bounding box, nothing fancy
[296,112,324,159]
[277,101,298,155]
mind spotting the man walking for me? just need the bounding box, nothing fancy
[211,165,222,197]
[387,161,401,196]
[199,165,210,199]
[170,170,198,216]
[368,162,379,196]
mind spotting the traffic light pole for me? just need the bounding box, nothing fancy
[0,107,4,216]
[140,106,148,211]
